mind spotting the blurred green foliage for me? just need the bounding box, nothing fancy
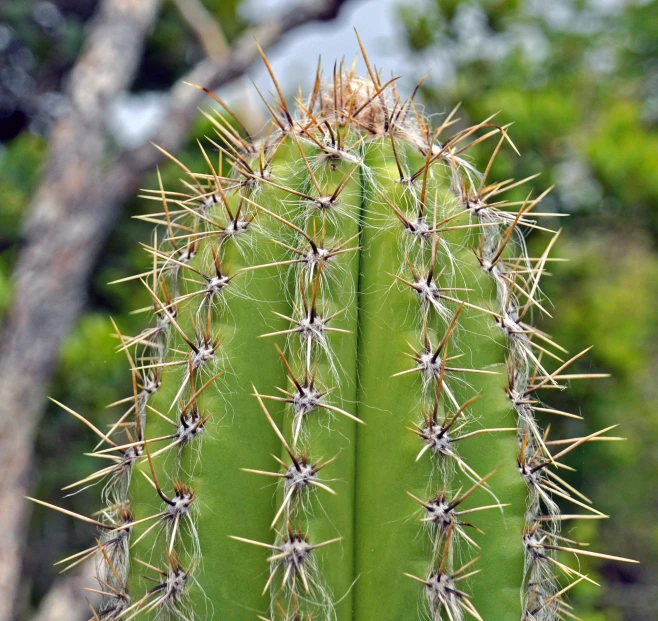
[1,0,656,619]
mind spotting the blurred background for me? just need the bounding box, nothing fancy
[0,0,656,619]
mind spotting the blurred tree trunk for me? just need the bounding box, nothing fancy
[0,1,161,618]
[0,1,348,619]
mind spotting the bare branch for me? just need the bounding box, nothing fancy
[172,0,231,59]
[114,0,350,182]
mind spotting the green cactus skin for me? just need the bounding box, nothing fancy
[352,140,526,621]
[34,46,638,621]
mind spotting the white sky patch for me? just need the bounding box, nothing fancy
[241,0,414,92]
[107,91,168,149]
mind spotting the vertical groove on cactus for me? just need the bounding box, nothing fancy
[31,41,638,621]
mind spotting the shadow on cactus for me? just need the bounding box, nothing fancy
[31,38,637,621]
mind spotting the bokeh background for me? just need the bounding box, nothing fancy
[0,0,656,620]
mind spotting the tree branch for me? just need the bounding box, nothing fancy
[0,1,349,620]
[172,0,231,60]
[113,0,350,185]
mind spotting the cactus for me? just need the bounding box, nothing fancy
[32,42,637,621]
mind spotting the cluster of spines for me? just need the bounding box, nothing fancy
[228,54,369,621]
[381,110,516,621]
[348,65,637,617]
[28,83,259,617]
[452,128,638,618]
[29,40,638,621]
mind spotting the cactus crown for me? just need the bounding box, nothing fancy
[33,41,635,621]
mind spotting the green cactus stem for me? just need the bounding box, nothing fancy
[33,41,637,621]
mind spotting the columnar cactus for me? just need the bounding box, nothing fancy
[33,43,636,621]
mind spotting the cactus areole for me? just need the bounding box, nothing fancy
[35,42,636,621]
